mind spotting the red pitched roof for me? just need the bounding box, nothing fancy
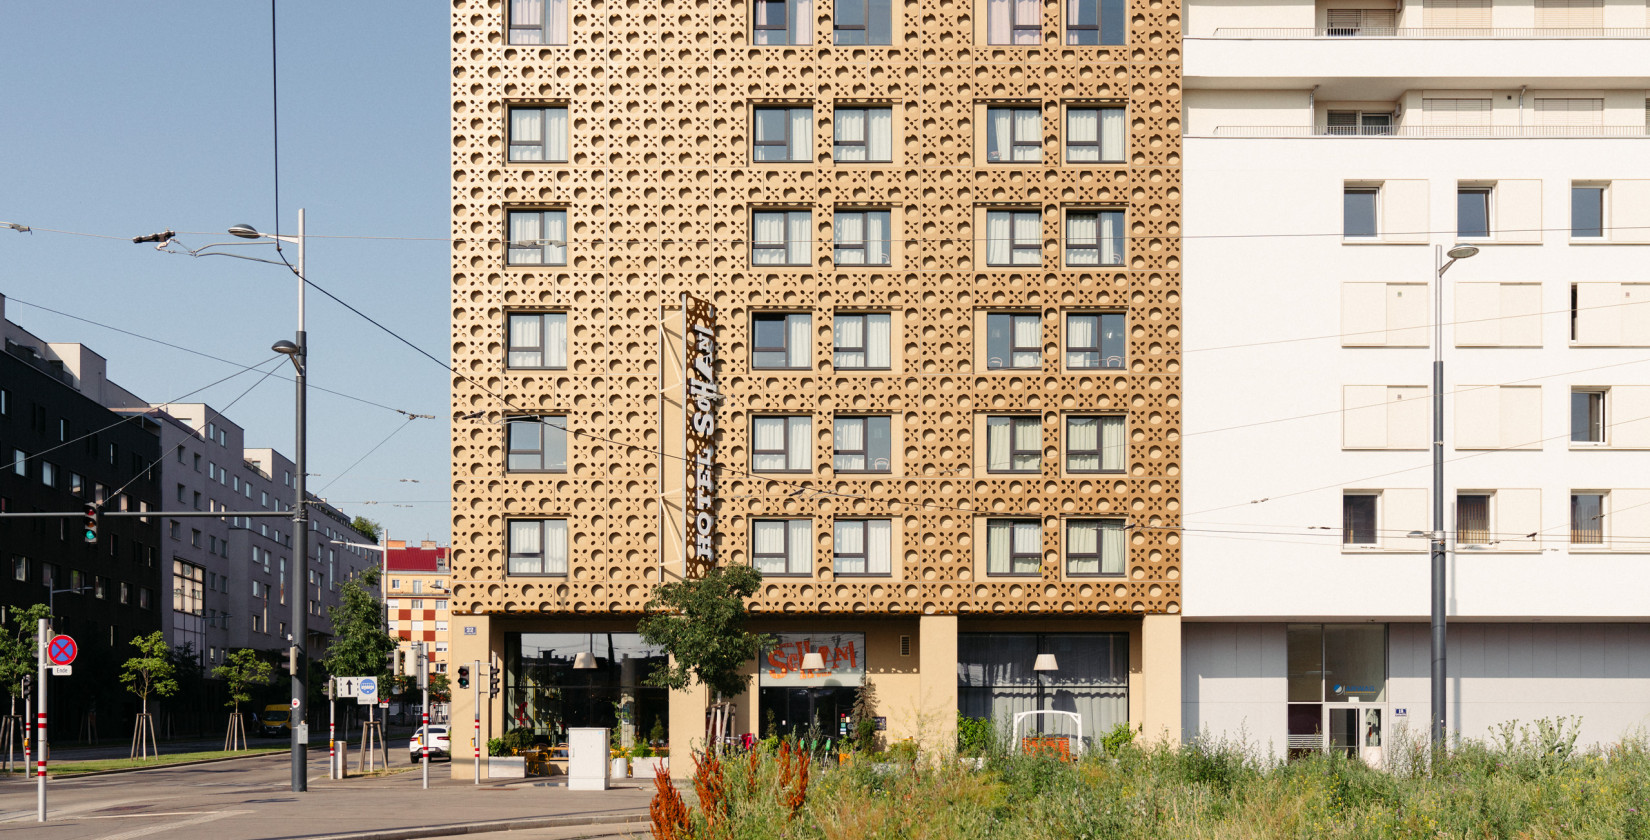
[385,545,447,572]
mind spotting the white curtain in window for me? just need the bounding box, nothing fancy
[511,110,543,160]
[787,519,811,573]
[866,211,888,265]
[544,108,569,162]
[867,108,893,161]
[837,417,865,452]
[1013,109,1041,161]
[1013,419,1040,467]
[544,313,568,368]
[753,418,786,469]
[1100,415,1125,471]
[1068,417,1098,470]
[753,213,786,264]
[1100,521,1125,574]
[1013,0,1040,42]
[836,212,865,263]
[833,316,864,367]
[1068,522,1098,573]
[753,521,786,573]
[865,519,892,573]
[1012,212,1040,264]
[987,0,1012,43]
[1066,212,1098,266]
[1067,315,1095,366]
[793,0,814,43]
[1099,211,1121,265]
[509,213,541,263]
[786,313,810,367]
[508,520,541,574]
[513,0,544,42]
[988,109,1012,162]
[789,108,813,161]
[545,0,568,43]
[836,109,866,160]
[986,419,1010,471]
[865,313,891,368]
[986,211,1011,265]
[834,520,864,572]
[509,315,542,367]
[1012,315,1041,366]
[786,416,811,469]
[543,211,567,264]
[1100,108,1125,161]
[787,212,811,264]
[544,520,569,574]
[987,521,1012,573]
[1067,108,1097,162]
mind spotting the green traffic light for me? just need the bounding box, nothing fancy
[83,529,97,543]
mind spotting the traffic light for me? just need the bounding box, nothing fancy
[82,505,98,544]
[456,665,470,689]
[488,668,500,698]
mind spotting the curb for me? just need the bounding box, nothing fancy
[24,742,337,779]
[303,811,649,840]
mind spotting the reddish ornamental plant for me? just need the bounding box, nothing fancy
[649,772,690,840]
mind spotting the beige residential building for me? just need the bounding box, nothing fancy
[447,0,1183,775]
[384,540,452,676]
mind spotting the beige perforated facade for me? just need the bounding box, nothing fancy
[446,0,1182,773]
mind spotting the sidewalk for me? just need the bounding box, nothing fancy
[3,751,654,840]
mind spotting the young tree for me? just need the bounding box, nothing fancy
[637,566,772,751]
[350,516,383,543]
[121,631,178,758]
[323,568,396,679]
[214,648,274,750]
[0,604,49,768]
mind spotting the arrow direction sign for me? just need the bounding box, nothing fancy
[355,676,378,706]
[335,677,359,699]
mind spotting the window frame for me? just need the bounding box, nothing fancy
[750,312,812,370]
[1064,106,1125,163]
[1455,492,1493,546]
[985,518,1043,576]
[832,208,892,266]
[506,518,571,576]
[1065,312,1126,370]
[752,106,813,163]
[833,518,893,575]
[507,106,571,163]
[1064,0,1125,44]
[1342,493,1379,547]
[507,0,569,45]
[750,209,813,266]
[832,312,892,370]
[750,415,812,473]
[1571,388,1607,444]
[985,312,1043,370]
[984,210,1043,266]
[832,415,892,473]
[1344,187,1380,239]
[1065,518,1126,576]
[1063,209,1125,267]
[505,208,569,266]
[505,415,569,473]
[753,0,811,45]
[506,311,569,370]
[751,518,812,575]
[1065,415,1125,474]
[1457,186,1493,239]
[1570,492,1605,545]
[985,415,1043,474]
[986,0,1043,45]
[1571,183,1606,239]
[833,0,893,45]
[985,107,1043,163]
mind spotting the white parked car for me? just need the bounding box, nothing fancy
[410,726,450,761]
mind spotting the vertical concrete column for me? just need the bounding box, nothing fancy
[917,615,958,759]
[1141,614,1182,746]
[447,613,492,779]
[668,672,708,779]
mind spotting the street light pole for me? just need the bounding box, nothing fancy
[1431,243,1478,751]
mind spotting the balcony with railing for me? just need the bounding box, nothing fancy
[1209,124,1650,137]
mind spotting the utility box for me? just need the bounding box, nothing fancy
[331,741,349,779]
[566,727,611,791]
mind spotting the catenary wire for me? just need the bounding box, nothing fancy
[316,417,418,494]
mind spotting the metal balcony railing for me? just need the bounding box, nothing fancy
[1209,125,1650,138]
[1208,26,1650,38]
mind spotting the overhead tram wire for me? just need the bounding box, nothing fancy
[316,416,418,494]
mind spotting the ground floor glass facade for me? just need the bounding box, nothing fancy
[957,632,1128,747]
[504,632,669,747]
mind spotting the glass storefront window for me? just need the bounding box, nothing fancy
[1286,624,1323,702]
[505,632,669,749]
[1287,624,1387,702]
[957,632,1127,747]
[758,633,867,740]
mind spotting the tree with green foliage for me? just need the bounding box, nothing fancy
[350,516,383,543]
[0,604,50,701]
[121,631,178,758]
[213,648,273,751]
[323,568,396,681]
[637,565,773,750]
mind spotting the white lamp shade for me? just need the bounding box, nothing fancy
[800,651,827,671]
[1033,653,1059,672]
[573,651,598,669]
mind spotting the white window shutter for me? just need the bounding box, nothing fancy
[1494,489,1542,551]
[1621,283,1650,346]
[1574,282,1622,345]
[1453,282,1502,346]
[1500,284,1543,346]
[1381,179,1430,242]
[1495,179,1542,243]
[1381,489,1431,550]
[1608,490,1650,550]
[1343,385,1390,448]
[1386,283,1431,346]
[1342,283,1388,346]
[1534,0,1602,29]
[1499,386,1543,449]
[1423,98,1491,127]
[1454,385,1501,449]
[1424,0,1491,27]
[1387,386,1431,449]
[1610,180,1650,243]
[1534,98,1604,128]
[1609,386,1650,448]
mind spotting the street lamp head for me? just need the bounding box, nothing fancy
[1446,244,1480,260]
[272,340,300,356]
[228,223,262,240]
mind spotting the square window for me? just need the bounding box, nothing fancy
[986,416,1042,473]
[1456,493,1491,545]
[507,209,568,266]
[1066,416,1125,472]
[751,312,812,369]
[1571,493,1604,544]
[753,107,813,162]
[752,416,812,471]
[833,107,893,161]
[1572,389,1606,443]
[1065,0,1125,44]
[507,519,569,575]
[985,519,1041,574]
[833,210,891,265]
[1457,187,1492,239]
[752,519,812,575]
[506,416,569,472]
[507,312,568,369]
[833,519,892,574]
[834,0,892,43]
[1326,110,1392,136]
[1572,185,1605,238]
[508,107,569,163]
[753,0,813,44]
[1066,519,1125,575]
[1342,494,1378,546]
[985,210,1042,266]
[1064,210,1124,266]
[507,0,568,44]
[752,210,813,266]
[986,0,1042,44]
[833,416,892,472]
[985,107,1042,162]
[1065,312,1125,369]
[986,312,1042,369]
[1344,188,1378,238]
[832,312,892,370]
[1065,107,1125,163]
[41,462,56,489]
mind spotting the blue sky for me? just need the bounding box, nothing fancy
[2,4,453,542]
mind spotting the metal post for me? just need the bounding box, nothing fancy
[36,618,47,822]
[420,643,429,790]
[473,658,481,785]
[328,679,336,780]
[291,207,309,792]
[1431,244,1448,750]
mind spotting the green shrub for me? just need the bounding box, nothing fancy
[486,737,506,757]
[957,713,997,757]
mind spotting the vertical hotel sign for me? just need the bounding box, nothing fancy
[684,294,717,579]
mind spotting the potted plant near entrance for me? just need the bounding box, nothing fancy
[488,730,528,778]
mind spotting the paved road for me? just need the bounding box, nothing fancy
[0,751,652,840]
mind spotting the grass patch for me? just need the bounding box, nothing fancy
[0,746,288,775]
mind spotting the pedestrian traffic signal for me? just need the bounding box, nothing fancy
[82,505,98,543]
[456,665,470,689]
[488,669,500,698]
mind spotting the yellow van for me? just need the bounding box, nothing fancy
[258,704,291,737]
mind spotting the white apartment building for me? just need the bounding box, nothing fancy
[1182,3,1650,759]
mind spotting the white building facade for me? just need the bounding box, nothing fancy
[1182,4,1650,759]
